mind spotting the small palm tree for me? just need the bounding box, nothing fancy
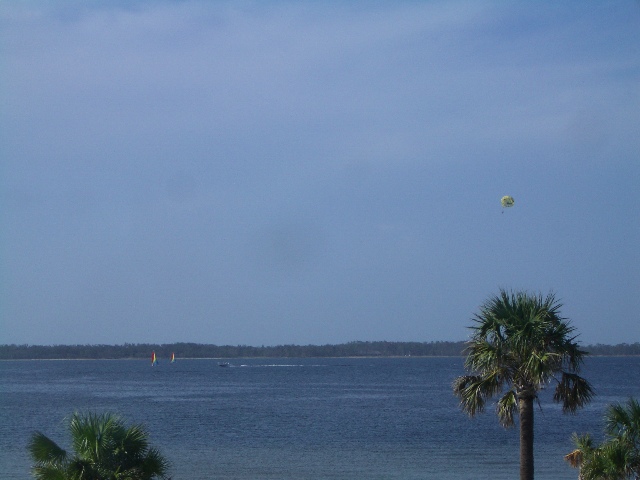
[28,412,171,480]
[565,397,640,479]
[452,289,593,480]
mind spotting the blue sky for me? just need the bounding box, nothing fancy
[1,1,639,346]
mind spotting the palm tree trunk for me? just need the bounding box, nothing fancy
[518,394,535,480]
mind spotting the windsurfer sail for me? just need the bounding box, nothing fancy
[151,351,158,366]
[170,353,175,363]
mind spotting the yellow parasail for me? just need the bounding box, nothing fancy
[501,195,515,208]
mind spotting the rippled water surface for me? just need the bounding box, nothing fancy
[1,357,639,479]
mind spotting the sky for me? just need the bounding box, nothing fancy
[1,1,639,347]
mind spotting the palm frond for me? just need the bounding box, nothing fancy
[569,397,640,480]
[564,449,583,469]
[452,376,485,416]
[28,432,67,466]
[591,438,635,479]
[30,411,171,480]
[67,457,100,479]
[496,390,517,427]
[572,432,595,450]
[453,372,503,417]
[30,465,69,480]
[141,447,172,479]
[554,372,594,413]
[70,412,106,461]
[565,434,594,474]
[520,350,559,386]
[604,398,640,441]
[465,340,504,375]
[122,423,150,451]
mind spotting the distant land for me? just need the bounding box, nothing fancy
[1,341,639,360]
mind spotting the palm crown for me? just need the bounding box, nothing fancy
[453,289,593,480]
[566,397,640,479]
[453,289,593,425]
[29,412,171,480]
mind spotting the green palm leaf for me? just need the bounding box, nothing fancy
[605,398,640,440]
[29,432,67,466]
[31,465,69,480]
[567,398,640,479]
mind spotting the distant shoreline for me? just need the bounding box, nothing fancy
[1,341,638,360]
[0,356,461,361]
[2,355,639,362]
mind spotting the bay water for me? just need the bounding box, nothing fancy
[1,356,638,479]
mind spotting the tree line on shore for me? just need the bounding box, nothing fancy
[1,340,639,360]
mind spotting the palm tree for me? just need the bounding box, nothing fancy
[565,397,640,479]
[452,289,593,480]
[28,412,171,480]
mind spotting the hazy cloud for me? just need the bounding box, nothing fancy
[1,1,639,345]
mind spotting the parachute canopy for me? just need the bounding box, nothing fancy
[501,195,515,208]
